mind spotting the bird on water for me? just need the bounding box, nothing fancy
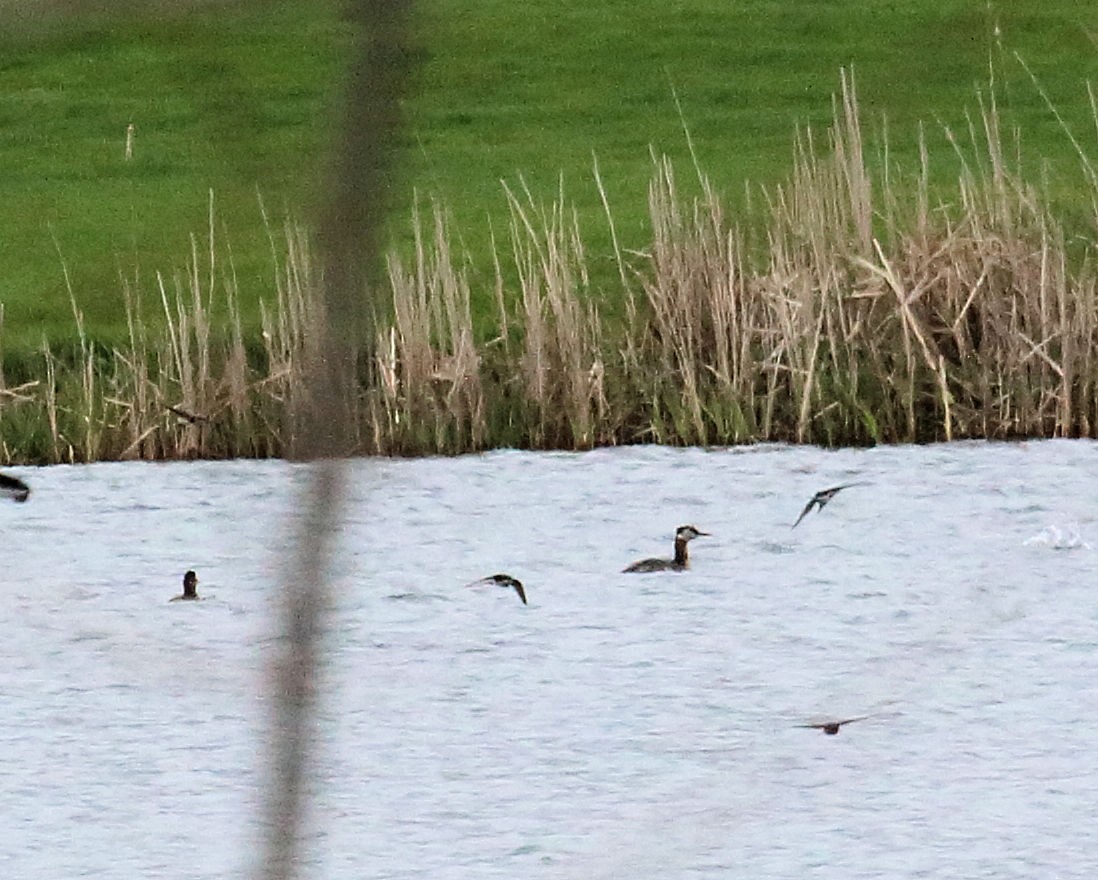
[623,525,709,573]
[791,483,866,528]
[467,573,527,605]
[170,570,200,602]
[0,472,30,502]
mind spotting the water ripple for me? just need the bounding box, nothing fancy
[3,440,1098,878]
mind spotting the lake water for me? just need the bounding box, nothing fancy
[2,440,1097,879]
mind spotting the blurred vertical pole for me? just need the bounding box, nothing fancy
[258,2,415,880]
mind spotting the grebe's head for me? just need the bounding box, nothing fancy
[675,525,709,542]
[183,570,199,598]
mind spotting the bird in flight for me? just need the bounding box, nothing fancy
[791,483,866,528]
[467,573,527,605]
[796,714,874,735]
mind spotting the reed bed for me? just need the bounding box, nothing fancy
[2,76,1097,463]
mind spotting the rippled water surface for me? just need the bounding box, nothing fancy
[3,441,1098,878]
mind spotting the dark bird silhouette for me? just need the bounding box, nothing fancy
[791,483,866,528]
[468,573,527,605]
[168,404,209,424]
[170,570,200,602]
[623,524,710,573]
[0,472,30,502]
[796,714,873,735]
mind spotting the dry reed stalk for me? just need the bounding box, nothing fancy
[118,282,157,459]
[379,200,485,452]
[639,156,713,444]
[223,277,251,425]
[256,219,324,455]
[502,179,605,448]
[41,344,61,462]
[620,67,1098,446]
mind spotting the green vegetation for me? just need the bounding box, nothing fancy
[1,1,1096,346]
[0,1,1097,460]
[0,1,352,349]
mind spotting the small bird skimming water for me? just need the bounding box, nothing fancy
[791,483,866,528]
[467,573,527,605]
[796,714,874,735]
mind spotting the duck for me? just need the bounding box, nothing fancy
[170,570,200,602]
[0,472,30,503]
[467,573,527,605]
[623,525,709,573]
[791,482,866,528]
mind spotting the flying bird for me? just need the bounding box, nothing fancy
[167,404,209,424]
[467,573,527,605]
[0,472,30,502]
[796,714,873,735]
[791,483,866,528]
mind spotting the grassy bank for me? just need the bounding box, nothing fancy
[3,75,1097,463]
[0,1,1096,355]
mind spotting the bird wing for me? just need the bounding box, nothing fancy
[791,497,817,528]
[825,481,870,497]
[796,713,873,730]
[836,714,872,727]
[794,482,868,524]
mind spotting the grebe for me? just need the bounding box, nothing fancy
[623,525,709,573]
[170,570,200,602]
[796,714,873,735]
[791,482,866,528]
[0,472,30,502]
[467,573,527,605]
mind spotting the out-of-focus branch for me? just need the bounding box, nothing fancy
[259,2,416,880]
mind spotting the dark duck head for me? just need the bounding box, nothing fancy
[170,570,200,602]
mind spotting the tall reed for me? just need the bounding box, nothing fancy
[2,72,1097,463]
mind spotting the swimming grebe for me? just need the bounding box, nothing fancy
[0,472,30,502]
[170,570,200,602]
[791,482,866,528]
[796,714,873,735]
[467,573,527,605]
[623,525,709,573]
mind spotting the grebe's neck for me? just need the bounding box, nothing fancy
[673,537,690,567]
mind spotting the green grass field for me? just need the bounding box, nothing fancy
[0,0,1096,356]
